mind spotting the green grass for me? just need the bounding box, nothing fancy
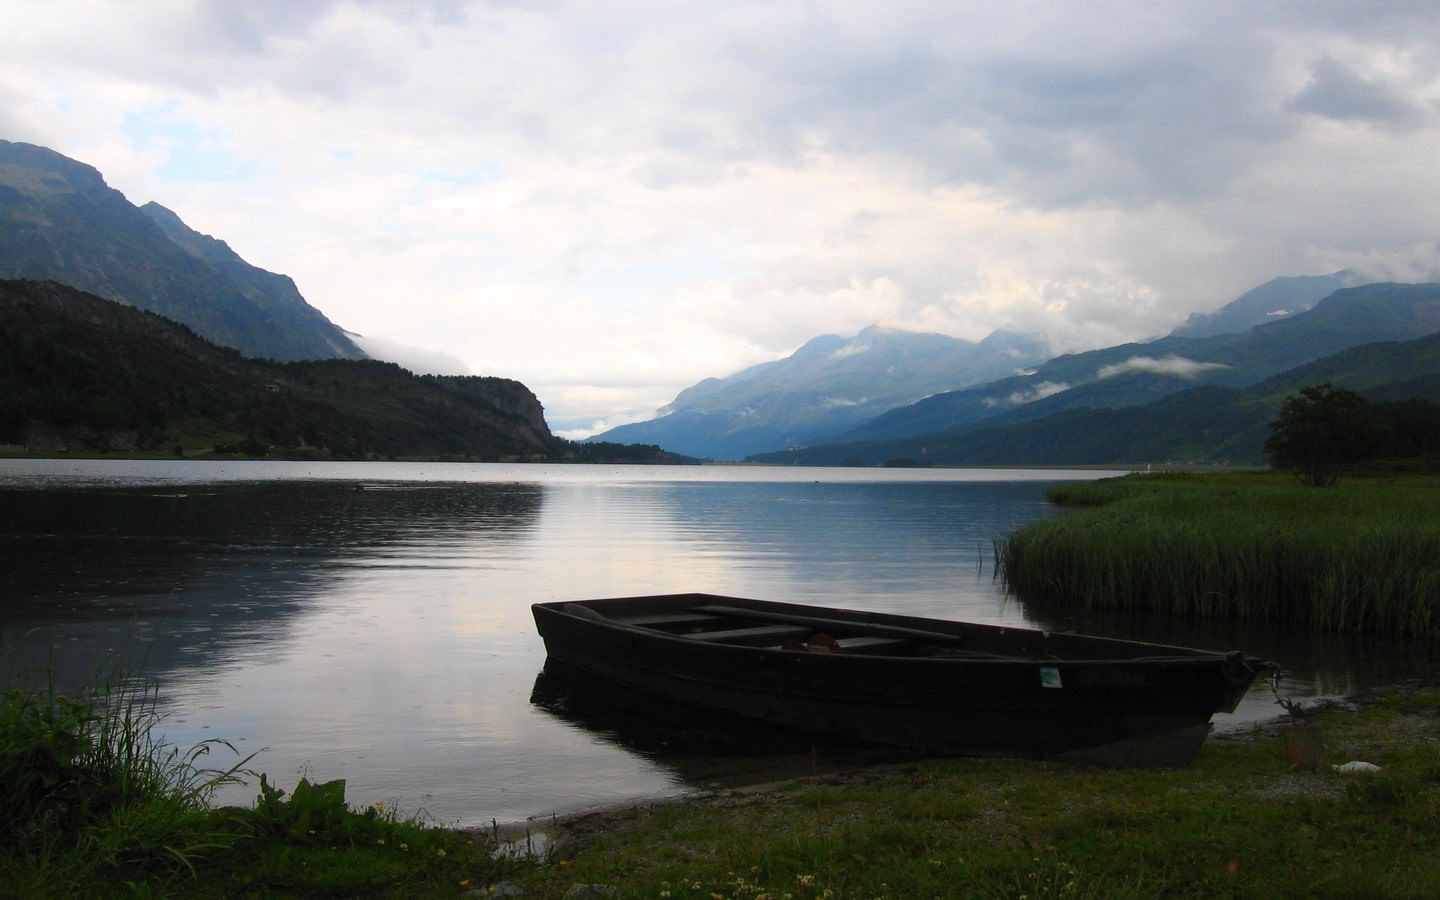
[996,470,1440,639]
[0,672,532,898]
[527,687,1440,899]
[0,670,253,892]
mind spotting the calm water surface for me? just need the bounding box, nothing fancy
[1,459,1431,825]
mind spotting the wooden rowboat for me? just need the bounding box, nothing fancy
[531,593,1278,767]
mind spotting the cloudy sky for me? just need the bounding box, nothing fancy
[4,1,1440,437]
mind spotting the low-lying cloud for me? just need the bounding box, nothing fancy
[1097,355,1230,380]
[988,380,1071,408]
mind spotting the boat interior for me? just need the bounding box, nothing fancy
[551,596,1231,663]
[593,602,1018,659]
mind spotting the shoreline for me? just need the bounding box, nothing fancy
[494,696,1357,854]
[501,682,1438,897]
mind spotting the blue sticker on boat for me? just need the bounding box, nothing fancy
[1039,666,1062,689]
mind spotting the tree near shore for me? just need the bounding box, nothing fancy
[1264,383,1380,486]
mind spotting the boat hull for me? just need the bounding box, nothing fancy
[532,593,1272,767]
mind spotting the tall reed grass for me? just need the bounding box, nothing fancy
[997,471,1440,639]
[0,670,252,893]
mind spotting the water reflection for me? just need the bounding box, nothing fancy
[0,481,543,688]
[647,480,1056,613]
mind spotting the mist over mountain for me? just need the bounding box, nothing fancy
[1168,271,1366,338]
[836,281,1440,446]
[754,282,1440,467]
[589,325,1050,459]
[0,140,364,362]
[591,276,1440,462]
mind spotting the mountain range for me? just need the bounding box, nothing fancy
[1167,270,1366,338]
[596,271,1440,463]
[0,142,680,461]
[0,139,364,362]
[753,283,1440,466]
[6,139,1438,468]
[838,282,1440,444]
[591,326,1050,459]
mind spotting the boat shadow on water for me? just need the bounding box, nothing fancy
[530,662,919,788]
[529,659,921,783]
[532,660,845,756]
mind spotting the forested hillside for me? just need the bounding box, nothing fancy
[0,279,680,463]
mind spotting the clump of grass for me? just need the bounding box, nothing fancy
[221,774,530,898]
[0,671,535,898]
[996,471,1440,639]
[0,670,253,894]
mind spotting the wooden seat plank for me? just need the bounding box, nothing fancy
[835,636,910,653]
[615,612,724,628]
[685,624,811,644]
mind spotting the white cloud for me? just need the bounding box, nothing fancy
[829,343,871,361]
[989,381,1071,408]
[3,1,1440,434]
[350,333,475,377]
[1098,355,1231,380]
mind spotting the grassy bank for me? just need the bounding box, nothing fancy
[528,686,1439,899]
[4,669,1437,897]
[996,470,1440,639]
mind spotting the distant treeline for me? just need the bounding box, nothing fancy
[1349,396,1440,458]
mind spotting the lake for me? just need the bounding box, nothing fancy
[1,459,1431,826]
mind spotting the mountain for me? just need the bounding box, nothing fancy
[836,282,1440,446]
[588,325,1050,459]
[1168,271,1365,338]
[752,328,1440,468]
[0,140,364,362]
[0,279,556,459]
[751,293,1440,468]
